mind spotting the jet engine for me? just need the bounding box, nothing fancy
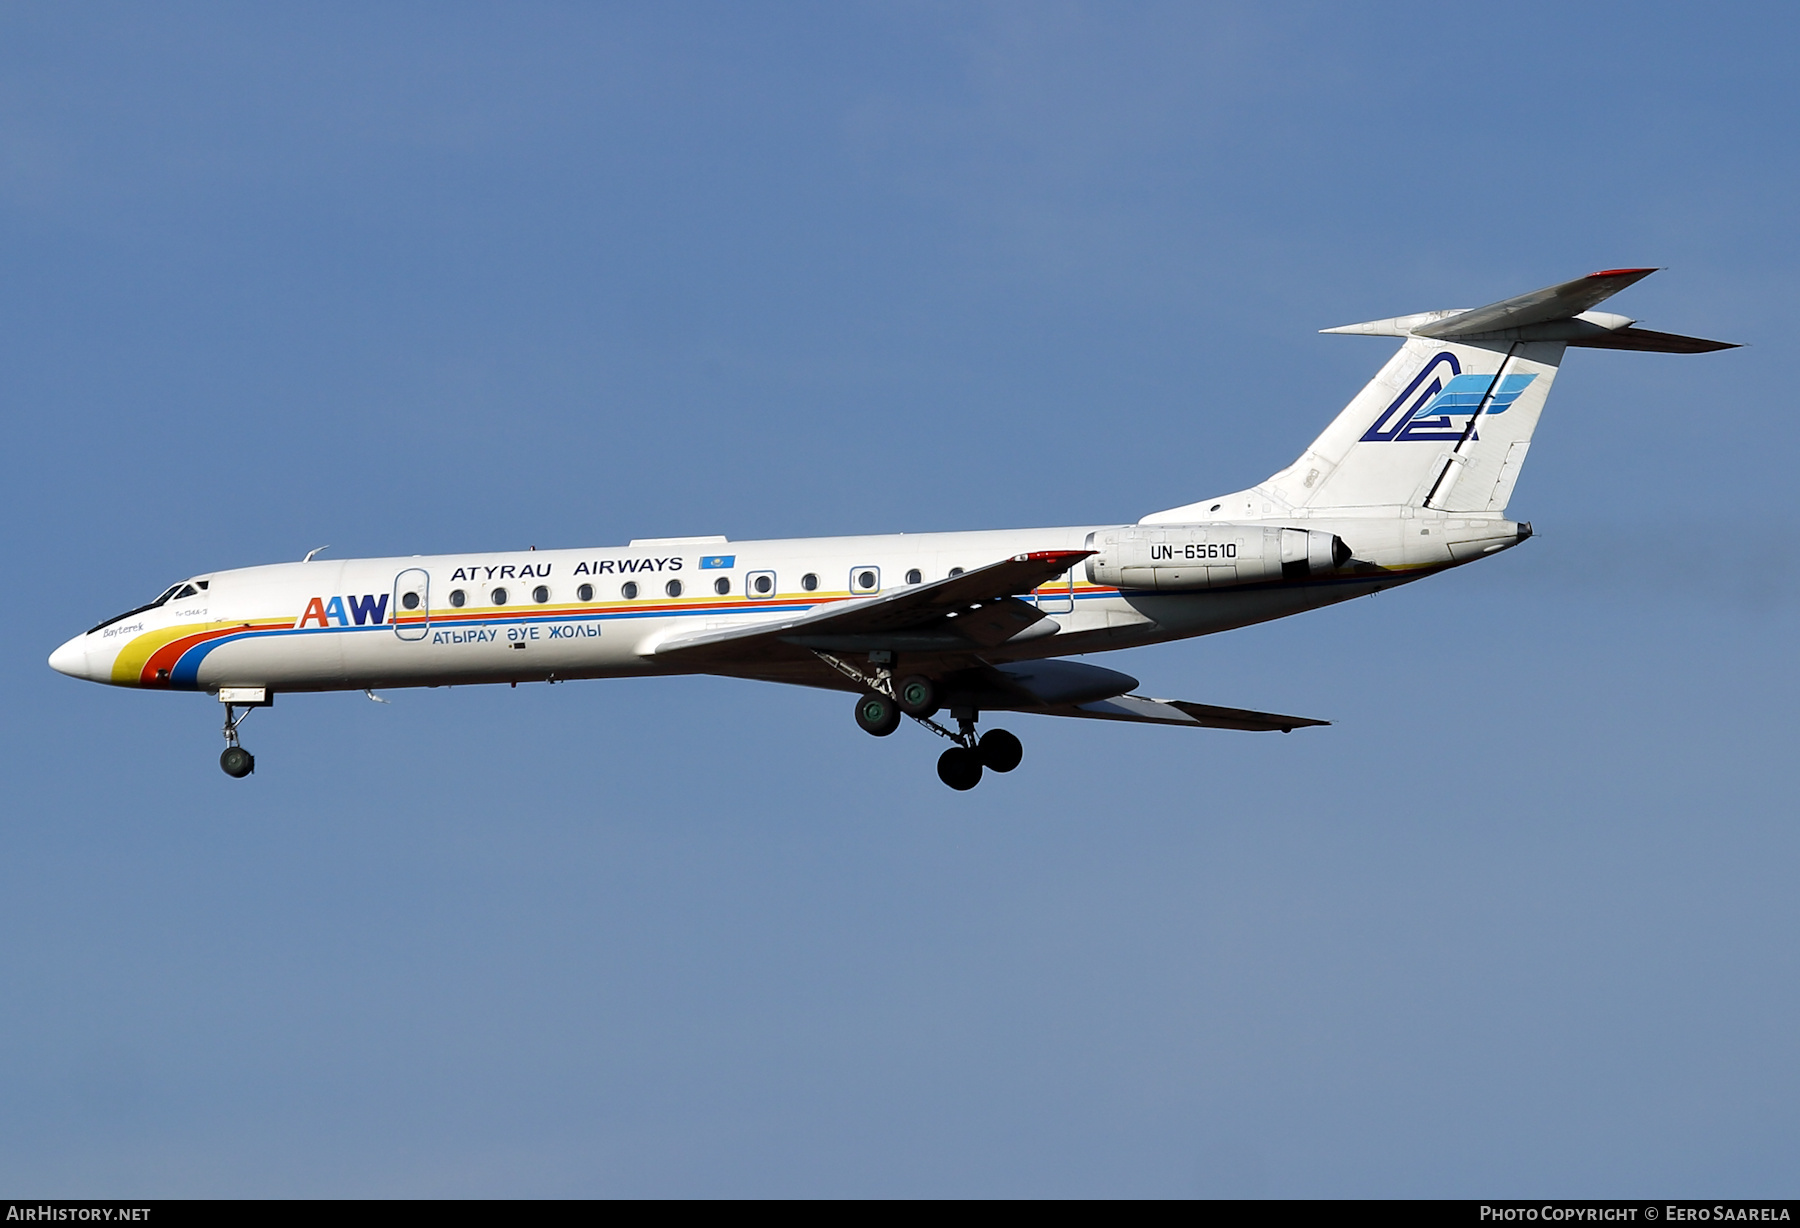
[1086,525,1350,591]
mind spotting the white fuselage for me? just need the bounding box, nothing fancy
[49,510,1524,697]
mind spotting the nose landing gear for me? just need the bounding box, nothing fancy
[219,703,255,778]
[215,689,271,778]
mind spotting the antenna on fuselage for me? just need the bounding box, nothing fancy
[302,545,330,562]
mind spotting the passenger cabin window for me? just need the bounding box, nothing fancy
[532,585,550,603]
[665,579,683,598]
[906,569,922,585]
[449,589,466,607]
[491,587,509,605]
[752,574,773,595]
[949,567,964,577]
[714,577,730,595]
[577,583,594,602]
[854,569,879,592]
[801,573,818,592]
[622,582,639,599]
[401,591,421,610]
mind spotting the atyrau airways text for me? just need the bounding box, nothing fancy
[446,556,685,583]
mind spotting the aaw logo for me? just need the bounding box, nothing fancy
[1361,352,1537,442]
[296,594,390,629]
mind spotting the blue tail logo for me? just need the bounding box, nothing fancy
[1361,352,1536,442]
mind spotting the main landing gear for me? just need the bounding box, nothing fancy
[934,725,1023,791]
[819,651,1024,791]
[854,692,902,737]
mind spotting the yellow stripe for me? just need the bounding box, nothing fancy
[110,622,217,683]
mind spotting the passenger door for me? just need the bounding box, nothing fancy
[392,568,430,641]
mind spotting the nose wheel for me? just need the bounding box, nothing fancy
[218,701,257,778]
[220,745,255,778]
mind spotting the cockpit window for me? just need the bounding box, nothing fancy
[86,579,192,636]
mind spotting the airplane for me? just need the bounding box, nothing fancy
[49,268,1734,789]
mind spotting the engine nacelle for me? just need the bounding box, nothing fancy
[1086,524,1350,591]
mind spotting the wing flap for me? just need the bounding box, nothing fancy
[1051,694,1329,732]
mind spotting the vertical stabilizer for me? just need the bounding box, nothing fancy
[1143,269,1735,525]
[1263,336,1565,512]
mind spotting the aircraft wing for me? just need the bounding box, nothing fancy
[647,549,1094,666]
[1045,693,1328,732]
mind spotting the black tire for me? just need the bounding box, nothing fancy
[895,674,937,717]
[978,728,1023,773]
[220,746,255,778]
[936,746,983,791]
[854,693,901,737]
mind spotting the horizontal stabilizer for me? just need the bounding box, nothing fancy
[1318,268,1737,351]
[1566,325,1738,354]
[1048,693,1328,732]
[1415,268,1658,337]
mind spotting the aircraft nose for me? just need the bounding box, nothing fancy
[48,634,90,679]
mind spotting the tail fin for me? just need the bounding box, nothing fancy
[1268,331,1566,513]
[1144,269,1736,522]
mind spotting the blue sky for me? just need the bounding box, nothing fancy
[3,3,1795,1196]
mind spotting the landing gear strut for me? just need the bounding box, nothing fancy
[219,703,255,778]
[815,651,1024,790]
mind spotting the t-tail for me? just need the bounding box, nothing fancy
[1145,268,1736,523]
